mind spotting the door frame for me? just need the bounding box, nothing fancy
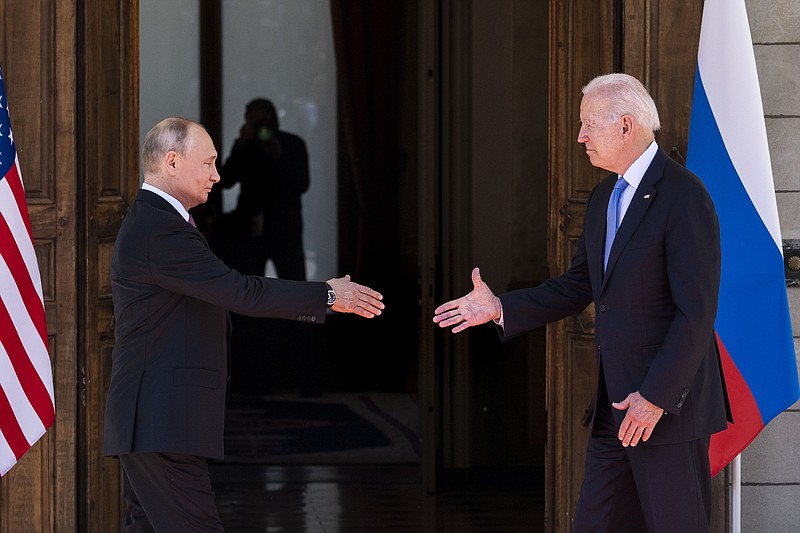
[417,0,440,493]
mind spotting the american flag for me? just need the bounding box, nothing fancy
[0,66,55,476]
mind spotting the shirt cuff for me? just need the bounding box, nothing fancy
[493,300,504,328]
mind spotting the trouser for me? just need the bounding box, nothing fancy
[573,382,712,533]
[120,452,225,533]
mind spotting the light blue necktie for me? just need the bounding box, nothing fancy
[604,177,628,270]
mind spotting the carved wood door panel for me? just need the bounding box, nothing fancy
[547,1,617,529]
[78,0,140,530]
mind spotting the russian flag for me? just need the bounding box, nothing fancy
[686,0,800,476]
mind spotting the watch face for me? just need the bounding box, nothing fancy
[327,290,336,306]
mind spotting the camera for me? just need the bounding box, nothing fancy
[255,122,273,142]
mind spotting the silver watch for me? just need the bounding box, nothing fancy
[326,284,336,307]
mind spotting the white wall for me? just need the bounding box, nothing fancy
[222,0,337,281]
[139,0,201,149]
[139,0,337,281]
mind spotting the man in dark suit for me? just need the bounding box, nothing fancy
[433,73,731,533]
[217,98,310,281]
[103,117,384,531]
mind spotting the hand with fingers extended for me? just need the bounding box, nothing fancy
[612,391,665,447]
[325,275,385,319]
[432,267,502,333]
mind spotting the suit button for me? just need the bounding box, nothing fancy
[311,316,317,322]
[676,401,683,408]
[598,304,607,312]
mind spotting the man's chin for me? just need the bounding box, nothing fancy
[191,194,210,209]
[586,155,608,170]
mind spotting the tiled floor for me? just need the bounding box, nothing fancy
[211,463,544,532]
[212,393,544,532]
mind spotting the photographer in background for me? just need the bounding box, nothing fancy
[219,97,309,280]
[217,98,316,395]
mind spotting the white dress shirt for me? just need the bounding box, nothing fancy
[141,182,191,223]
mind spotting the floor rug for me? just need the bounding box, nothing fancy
[223,393,420,464]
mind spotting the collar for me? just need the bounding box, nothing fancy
[141,182,190,222]
[618,140,658,190]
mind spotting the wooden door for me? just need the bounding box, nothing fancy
[78,0,140,530]
[0,0,138,529]
[0,1,79,530]
[547,1,617,529]
[547,1,728,531]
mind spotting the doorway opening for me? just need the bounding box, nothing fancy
[138,2,549,525]
[139,0,422,469]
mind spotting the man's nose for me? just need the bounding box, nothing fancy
[577,127,588,143]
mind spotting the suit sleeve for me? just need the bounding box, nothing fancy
[148,221,326,321]
[499,230,594,339]
[639,180,721,414]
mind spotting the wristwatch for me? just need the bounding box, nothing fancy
[325,283,336,307]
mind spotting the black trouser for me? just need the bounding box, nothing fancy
[120,452,224,533]
[573,379,712,533]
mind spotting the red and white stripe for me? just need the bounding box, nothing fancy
[0,157,54,476]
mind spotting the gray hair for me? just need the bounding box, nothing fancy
[582,73,661,132]
[141,117,202,176]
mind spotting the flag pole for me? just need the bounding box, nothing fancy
[731,454,741,533]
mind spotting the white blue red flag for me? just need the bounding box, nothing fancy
[686,0,800,476]
[0,66,55,476]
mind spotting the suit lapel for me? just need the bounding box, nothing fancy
[600,149,668,292]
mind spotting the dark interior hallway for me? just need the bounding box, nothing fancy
[211,392,544,532]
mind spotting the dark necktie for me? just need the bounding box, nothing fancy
[604,177,628,270]
[188,214,196,228]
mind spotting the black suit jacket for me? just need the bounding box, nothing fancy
[103,190,327,459]
[500,148,731,445]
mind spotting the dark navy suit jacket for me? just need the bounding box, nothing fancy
[499,148,731,445]
[103,190,326,459]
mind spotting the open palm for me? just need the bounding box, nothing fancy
[433,267,501,333]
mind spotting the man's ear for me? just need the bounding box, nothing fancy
[621,115,633,137]
[165,150,179,175]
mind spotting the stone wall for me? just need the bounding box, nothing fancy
[743,1,800,531]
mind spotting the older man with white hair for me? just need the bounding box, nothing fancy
[434,73,731,533]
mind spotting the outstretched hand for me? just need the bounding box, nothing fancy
[326,275,384,319]
[612,391,665,447]
[432,267,502,333]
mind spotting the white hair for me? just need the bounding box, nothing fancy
[582,73,661,132]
